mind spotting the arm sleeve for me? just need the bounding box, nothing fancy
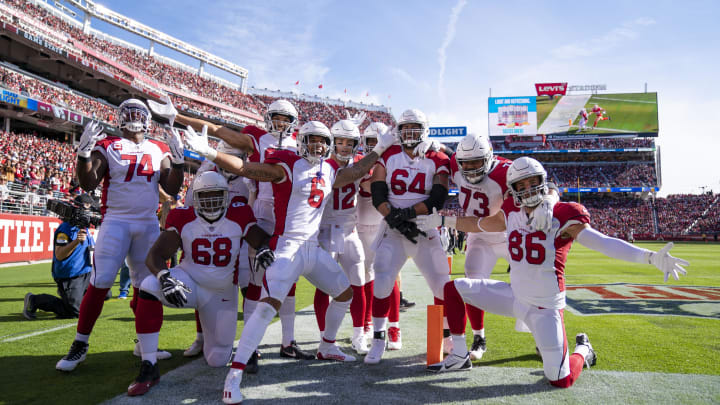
[575,227,652,264]
[371,181,389,209]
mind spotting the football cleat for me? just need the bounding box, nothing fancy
[56,340,88,371]
[183,338,204,357]
[427,353,472,373]
[23,292,36,320]
[245,350,260,374]
[117,291,129,300]
[443,335,454,355]
[387,327,402,350]
[352,332,369,354]
[399,295,416,310]
[134,341,172,360]
[222,369,243,405]
[127,360,159,396]
[279,340,315,360]
[575,333,597,368]
[364,332,386,365]
[317,342,356,362]
[469,335,487,360]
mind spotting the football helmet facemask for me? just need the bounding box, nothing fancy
[455,133,495,184]
[330,120,360,162]
[298,121,332,164]
[192,171,229,222]
[506,157,548,208]
[396,109,428,148]
[264,99,298,140]
[118,98,152,133]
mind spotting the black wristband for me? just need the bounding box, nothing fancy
[171,162,185,169]
[77,155,91,163]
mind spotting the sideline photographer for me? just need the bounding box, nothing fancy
[22,194,98,319]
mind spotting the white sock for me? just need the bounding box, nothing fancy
[75,333,90,343]
[452,335,468,357]
[372,317,388,335]
[472,329,485,338]
[232,302,276,365]
[279,296,295,347]
[323,299,350,343]
[574,344,590,358]
[138,332,159,364]
[243,299,258,323]
[196,332,204,342]
[388,321,399,329]
[353,326,364,339]
[443,317,449,329]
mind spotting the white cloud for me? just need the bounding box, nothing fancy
[550,17,656,60]
[390,67,431,92]
[437,0,468,103]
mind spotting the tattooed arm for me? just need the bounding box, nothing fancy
[212,151,285,183]
[333,152,380,188]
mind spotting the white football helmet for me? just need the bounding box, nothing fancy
[264,99,298,139]
[330,120,360,162]
[297,121,332,164]
[506,157,548,208]
[192,171,229,221]
[455,133,495,184]
[118,98,151,133]
[396,109,428,148]
[216,141,246,181]
[362,122,388,153]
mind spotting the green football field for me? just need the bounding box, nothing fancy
[0,241,718,404]
[570,93,659,134]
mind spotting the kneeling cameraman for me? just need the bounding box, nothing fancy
[23,194,97,319]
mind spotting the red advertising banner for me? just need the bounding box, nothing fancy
[535,82,568,97]
[0,214,98,264]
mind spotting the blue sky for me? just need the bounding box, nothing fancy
[68,0,719,196]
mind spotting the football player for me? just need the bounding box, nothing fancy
[577,108,588,131]
[149,96,313,366]
[422,157,689,389]
[591,104,611,129]
[364,109,452,365]
[183,119,395,404]
[128,171,274,396]
[56,99,185,372]
[313,119,371,354]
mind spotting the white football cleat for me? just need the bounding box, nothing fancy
[134,341,172,360]
[387,326,402,350]
[317,342,356,362]
[222,369,243,404]
[364,337,386,365]
[351,332,369,354]
[469,335,487,361]
[56,340,88,371]
[183,338,204,357]
[443,335,454,355]
[427,353,472,373]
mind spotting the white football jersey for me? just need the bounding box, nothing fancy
[450,155,512,218]
[165,202,256,290]
[378,145,450,209]
[185,159,251,206]
[266,150,339,243]
[93,136,170,222]
[245,125,298,203]
[321,155,363,226]
[501,200,591,310]
[357,168,382,226]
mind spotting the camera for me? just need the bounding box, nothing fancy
[46,198,102,229]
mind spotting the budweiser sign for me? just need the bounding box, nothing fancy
[535,82,567,97]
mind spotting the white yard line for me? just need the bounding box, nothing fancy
[538,94,592,134]
[1,322,76,343]
[591,97,657,104]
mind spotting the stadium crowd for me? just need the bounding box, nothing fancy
[548,164,657,188]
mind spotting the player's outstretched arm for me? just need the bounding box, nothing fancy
[416,208,506,233]
[334,126,397,188]
[145,229,182,277]
[243,224,273,250]
[76,151,108,191]
[568,224,689,282]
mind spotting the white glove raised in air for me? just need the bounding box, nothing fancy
[77,120,106,159]
[413,139,444,157]
[372,127,398,156]
[345,110,367,127]
[148,94,178,127]
[529,194,557,233]
[648,242,689,282]
[184,125,217,161]
[166,127,185,165]
[414,207,457,231]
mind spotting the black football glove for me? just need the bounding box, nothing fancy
[385,207,416,229]
[254,245,275,274]
[157,270,191,308]
[396,220,426,244]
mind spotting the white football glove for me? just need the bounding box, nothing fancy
[345,110,367,127]
[166,127,185,165]
[413,139,444,157]
[372,127,398,156]
[77,120,105,159]
[529,194,557,233]
[414,207,457,231]
[184,125,217,161]
[148,94,178,127]
[648,242,689,282]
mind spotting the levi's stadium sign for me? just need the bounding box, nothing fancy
[535,82,567,97]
